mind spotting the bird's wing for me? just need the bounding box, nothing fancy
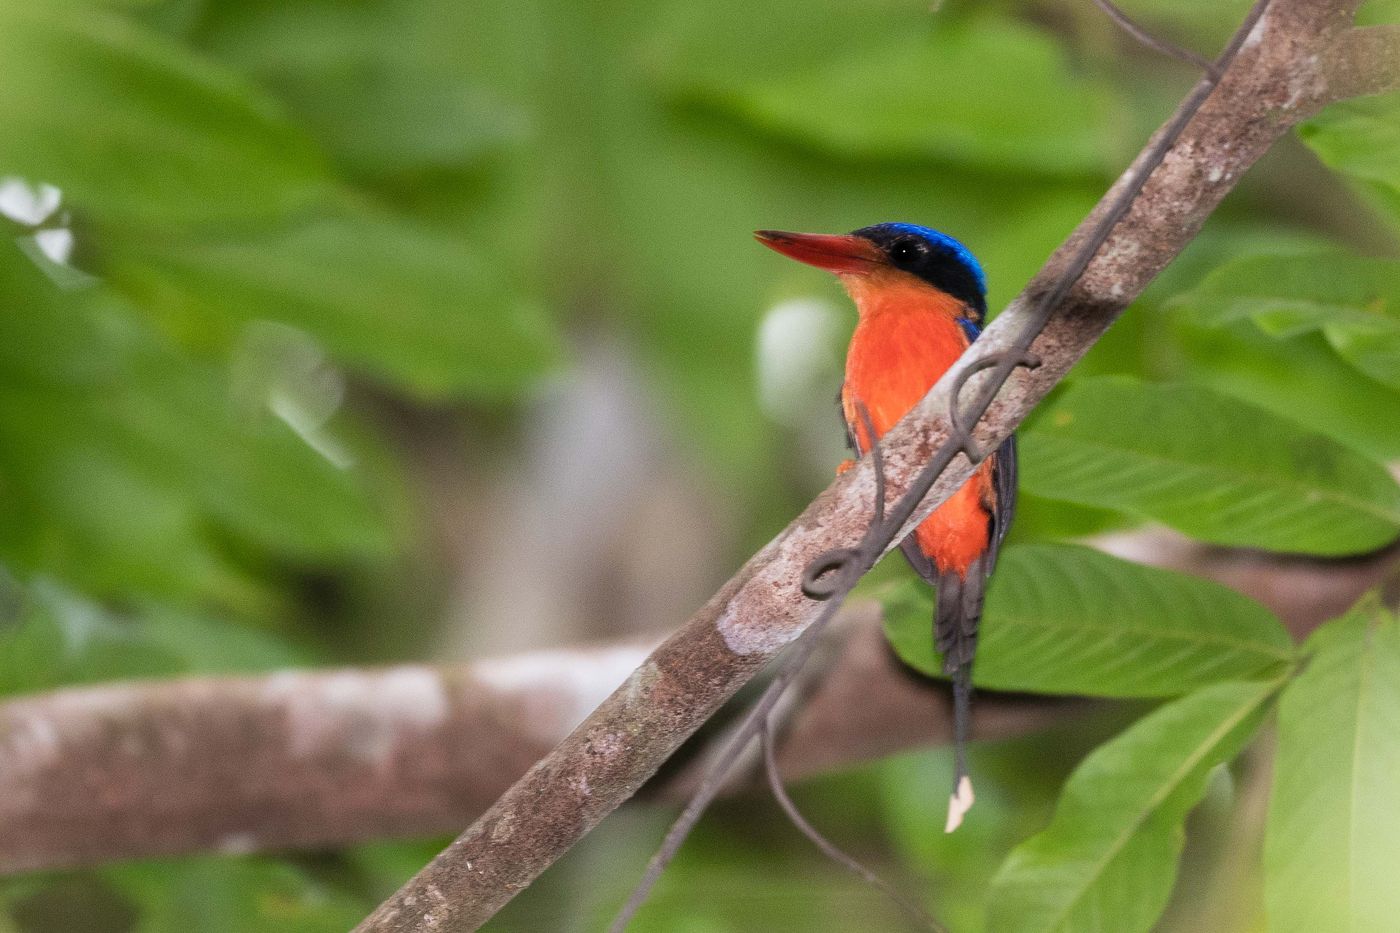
[898,536,940,586]
[838,384,860,455]
[963,315,1016,576]
[987,434,1017,575]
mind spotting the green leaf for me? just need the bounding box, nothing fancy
[1172,320,1400,462]
[1329,325,1400,393]
[1264,597,1400,931]
[1004,493,1133,544]
[0,241,393,602]
[0,3,329,229]
[194,0,529,176]
[649,0,934,94]
[1359,0,1400,24]
[0,572,185,697]
[136,603,312,674]
[1299,92,1400,223]
[1174,252,1400,390]
[988,679,1280,933]
[105,857,366,933]
[107,205,560,400]
[2,875,139,933]
[883,544,1293,696]
[0,235,116,392]
[1020,376,1400,556]
[676,18,1114,175]
[0,566,312,696]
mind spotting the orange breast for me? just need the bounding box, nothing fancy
[840,278,992,577]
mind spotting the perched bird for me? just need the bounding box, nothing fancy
[756,223,1015,832]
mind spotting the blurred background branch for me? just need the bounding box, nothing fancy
[1321,24,1400,100]
[0,534,1392,878]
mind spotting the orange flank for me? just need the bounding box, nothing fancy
[840,269,993,578]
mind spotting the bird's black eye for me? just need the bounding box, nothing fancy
[888,238,924,266]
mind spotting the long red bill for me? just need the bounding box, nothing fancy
[754,230,883,273]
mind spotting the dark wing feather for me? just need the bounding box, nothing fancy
[986,434,1017,574]
[899,536,939,586]
[838,384,860,456]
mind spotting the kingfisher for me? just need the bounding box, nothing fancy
[756,223,1015,832]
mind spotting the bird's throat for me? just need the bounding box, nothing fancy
[841,271,975,440]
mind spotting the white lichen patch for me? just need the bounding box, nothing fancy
[1096,235,1143,273]
[590,731,625,758]
[1281,64,1326,113]
[621,660,656,708]
[1242,13,1268,50]
[217,832,259,855]
[0,683,146,794]
[716,566,804,656]
[489,810,517,842]
[0,716,61,782]
[262,667,449,765]
[473,645,650,729]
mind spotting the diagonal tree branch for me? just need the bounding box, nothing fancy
[354,3,1398,929]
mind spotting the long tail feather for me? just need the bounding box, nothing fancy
[935,554,987,833]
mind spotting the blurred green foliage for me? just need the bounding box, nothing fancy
[0,0,1398,929]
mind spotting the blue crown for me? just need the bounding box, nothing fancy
[879,222,986,295]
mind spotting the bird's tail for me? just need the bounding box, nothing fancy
[935,553,986,833]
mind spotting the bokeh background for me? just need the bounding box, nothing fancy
[1,0,1398,929]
